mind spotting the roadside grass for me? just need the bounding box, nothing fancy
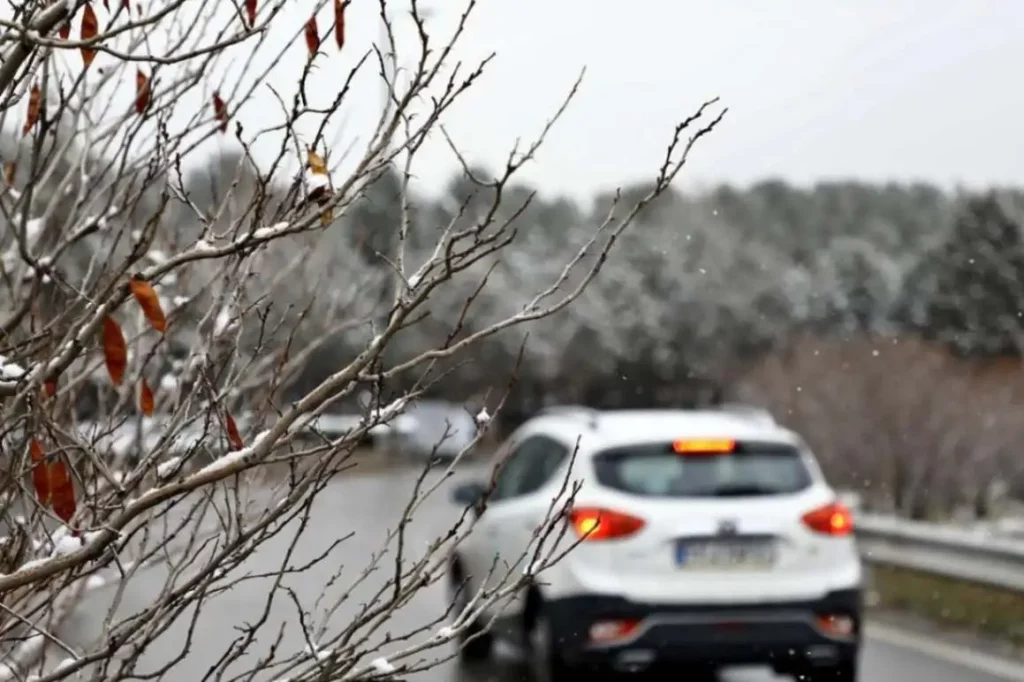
[869,563,1024,653]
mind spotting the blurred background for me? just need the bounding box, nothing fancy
[27,0,1024,525]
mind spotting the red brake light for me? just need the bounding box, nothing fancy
[569,507,646,541]
[802,502,854,536]
[672,438,735,455]
[589,618,642,643]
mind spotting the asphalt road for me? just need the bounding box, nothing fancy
[53,464,1018,682]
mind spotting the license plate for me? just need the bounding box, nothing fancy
[676,539,776,569]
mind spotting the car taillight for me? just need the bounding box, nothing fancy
[589,618,642,643]
[569,507,646,541]
[802,502,854,536]
[816,613,856,637]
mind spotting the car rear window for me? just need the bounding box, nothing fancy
[592,441,813,498]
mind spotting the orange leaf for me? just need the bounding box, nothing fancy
[22,84,40,136]
[245,0,257,27]
[101,315,127,385]
[139,378,154,415]
[320,207,334,227]
[135,69,151,115]
[43,378,57,398]
[304,15,319,58]
[80,2,99,69]
[30,439,49,505]
[58,21,70,39]
[224,412,243,451]
[4,161,16,185]
[48,457,76,524]
[307,148,328,176]
[129,274,167,332]
[333,0,345,49]
[212,92,228,133]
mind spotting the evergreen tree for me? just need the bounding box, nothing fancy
[896,193,1024,356]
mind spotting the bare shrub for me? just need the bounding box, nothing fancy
[734,333,1024,519]
[0,0,725,679]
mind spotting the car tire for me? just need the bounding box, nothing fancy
[798,658,858,681]
[447,565,493,662]
[527,605,575,682]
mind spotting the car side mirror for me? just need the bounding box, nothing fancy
[451,480,487,507]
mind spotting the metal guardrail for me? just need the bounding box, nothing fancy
[855,513,1024,593]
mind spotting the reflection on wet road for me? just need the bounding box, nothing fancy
[58,465,1016,682]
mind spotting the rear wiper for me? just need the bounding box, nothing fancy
[707,484,776,497]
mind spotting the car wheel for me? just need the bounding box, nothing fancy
[447,567,492,662]
[798,658,858,682]
[527,605,575,682]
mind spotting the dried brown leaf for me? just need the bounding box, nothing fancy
[101,315,127,385]
[320,207,334,227]
[307,148,328,176]
[333,0,345,49]
[304,15,319,58]
[49,457,76,524]
[135,69,151,114]
[129,274,167,332]
[224,412,244,451]
[30,439,49,505]
[80,2,99,69]
[212,91,229,133]
[22,84,40,136]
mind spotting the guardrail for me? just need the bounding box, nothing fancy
[855,513,1024,593]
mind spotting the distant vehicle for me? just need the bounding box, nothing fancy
[400,400,478,461]
[446,406,862,681]
[303,412,417,449]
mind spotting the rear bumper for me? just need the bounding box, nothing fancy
[546,588,862,671]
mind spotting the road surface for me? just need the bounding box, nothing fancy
[54,464,1020,682]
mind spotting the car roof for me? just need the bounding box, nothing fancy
[523,408,803,453]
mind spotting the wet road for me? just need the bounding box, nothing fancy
[56,465,1018,682]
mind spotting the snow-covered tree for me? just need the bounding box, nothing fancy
[897,192,1024,356]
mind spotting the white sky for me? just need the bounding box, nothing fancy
[346,0,1022,200]
[386,0,1024,199]
[12,0,1024,202]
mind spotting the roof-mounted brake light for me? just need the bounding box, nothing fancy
[672,438,735,455]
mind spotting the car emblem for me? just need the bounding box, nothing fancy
[717,519,738,536]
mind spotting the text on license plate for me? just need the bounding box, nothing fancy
[675,539,776,569]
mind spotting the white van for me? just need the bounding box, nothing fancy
[400,400,478,461]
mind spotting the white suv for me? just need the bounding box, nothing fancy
[447,406,863,681]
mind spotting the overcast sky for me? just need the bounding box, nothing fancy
[33,0,1018,202]
[406,0,1024,199]
[319,0,1021,200]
